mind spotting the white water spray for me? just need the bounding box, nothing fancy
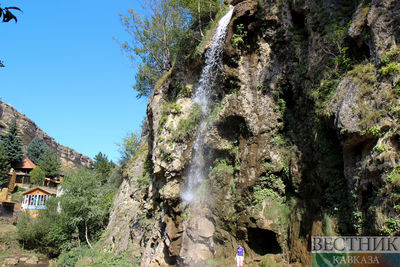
[182,8,234,204]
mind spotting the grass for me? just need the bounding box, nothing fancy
[0,223,43,261]
[253,173,285,204]
[380,45,400,76]
[154,58,176,90]
[10,191,23,203]
[348,63,377,85]
[57,246,141,267]
[380,62,400,76]
[172,104,202,141]
[380,45,400,65]
[209,159,234,179]
[388,167,400,189]
[137,173,152,189]
[208,103,222,121]
[158,101,182,134]
[323,213,338,236]
[194,5,230,56]
[263,197,290,228]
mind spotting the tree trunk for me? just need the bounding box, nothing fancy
[85,220,93,249]
[198,0,203,37]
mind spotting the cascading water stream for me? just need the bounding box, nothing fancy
[179,8,234,266]
[182,8,234,204]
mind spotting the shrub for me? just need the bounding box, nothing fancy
[173,104,202,141]
[118,132,141,167]
[57,247,141,267]
[137,173,151,189]
[380,217,399,235]
[380,46,400,65]
[388,167,400,189]
[380,46,400,76]
[11,191,23,203]
[106,168,124,189]
[232,24,247,49]
[158,102,182,134]
[380,62,400,76]
[348,63,377,85]
[209,159,234,179]
[57,246,89,267]
[75,248,140,267]
[30,166,46,185]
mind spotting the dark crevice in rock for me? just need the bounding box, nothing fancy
[291,10,307,36]
[247,227,282,255]
[216,115,250,141]
[163,245,178,265]
[223,74,241,96]
[361,183,374,206]
[346,36,371,62]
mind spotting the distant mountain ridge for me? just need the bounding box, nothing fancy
[0,100,92,169]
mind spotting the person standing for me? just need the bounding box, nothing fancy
[236,244,245,267]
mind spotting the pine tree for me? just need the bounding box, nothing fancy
[92,152,115,183]
[1,117,23,166]
[38,149,61,178]
[0,142,10,188]
[26,136,48,164]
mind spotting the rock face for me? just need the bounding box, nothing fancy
[0,101,92,169]
[102,0,400,266]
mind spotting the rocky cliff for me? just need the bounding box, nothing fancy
[0,101,92,169]
[102,0,400,266]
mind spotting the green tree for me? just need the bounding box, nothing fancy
[1,117,23,166]
[17,198,71,255]
[106,168,124,189]
[30,166,46,185]
[118,132,141,167]
[26,136,48,164]
[173,0,221,36]
[38,149,61,178]
[92,152,115,183]
[60,168,111,248]
[119,0,190,98]
[17,168,115,255]
[0,142,10,187]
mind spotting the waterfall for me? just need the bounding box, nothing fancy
[179,8,233,266]
[182,8,234,204]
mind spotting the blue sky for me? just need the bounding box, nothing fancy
[1,0,148,163]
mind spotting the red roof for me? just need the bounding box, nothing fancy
[13,155,36,170]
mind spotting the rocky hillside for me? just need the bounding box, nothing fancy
[0,101,92,169]
[102,0,400,266]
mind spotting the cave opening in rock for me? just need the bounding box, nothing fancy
[217,115,250,141]
[247,227,282,255]
[291,11,305,30]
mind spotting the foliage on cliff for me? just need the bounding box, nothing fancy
[109,0,400,264]
[118,0,222,98]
